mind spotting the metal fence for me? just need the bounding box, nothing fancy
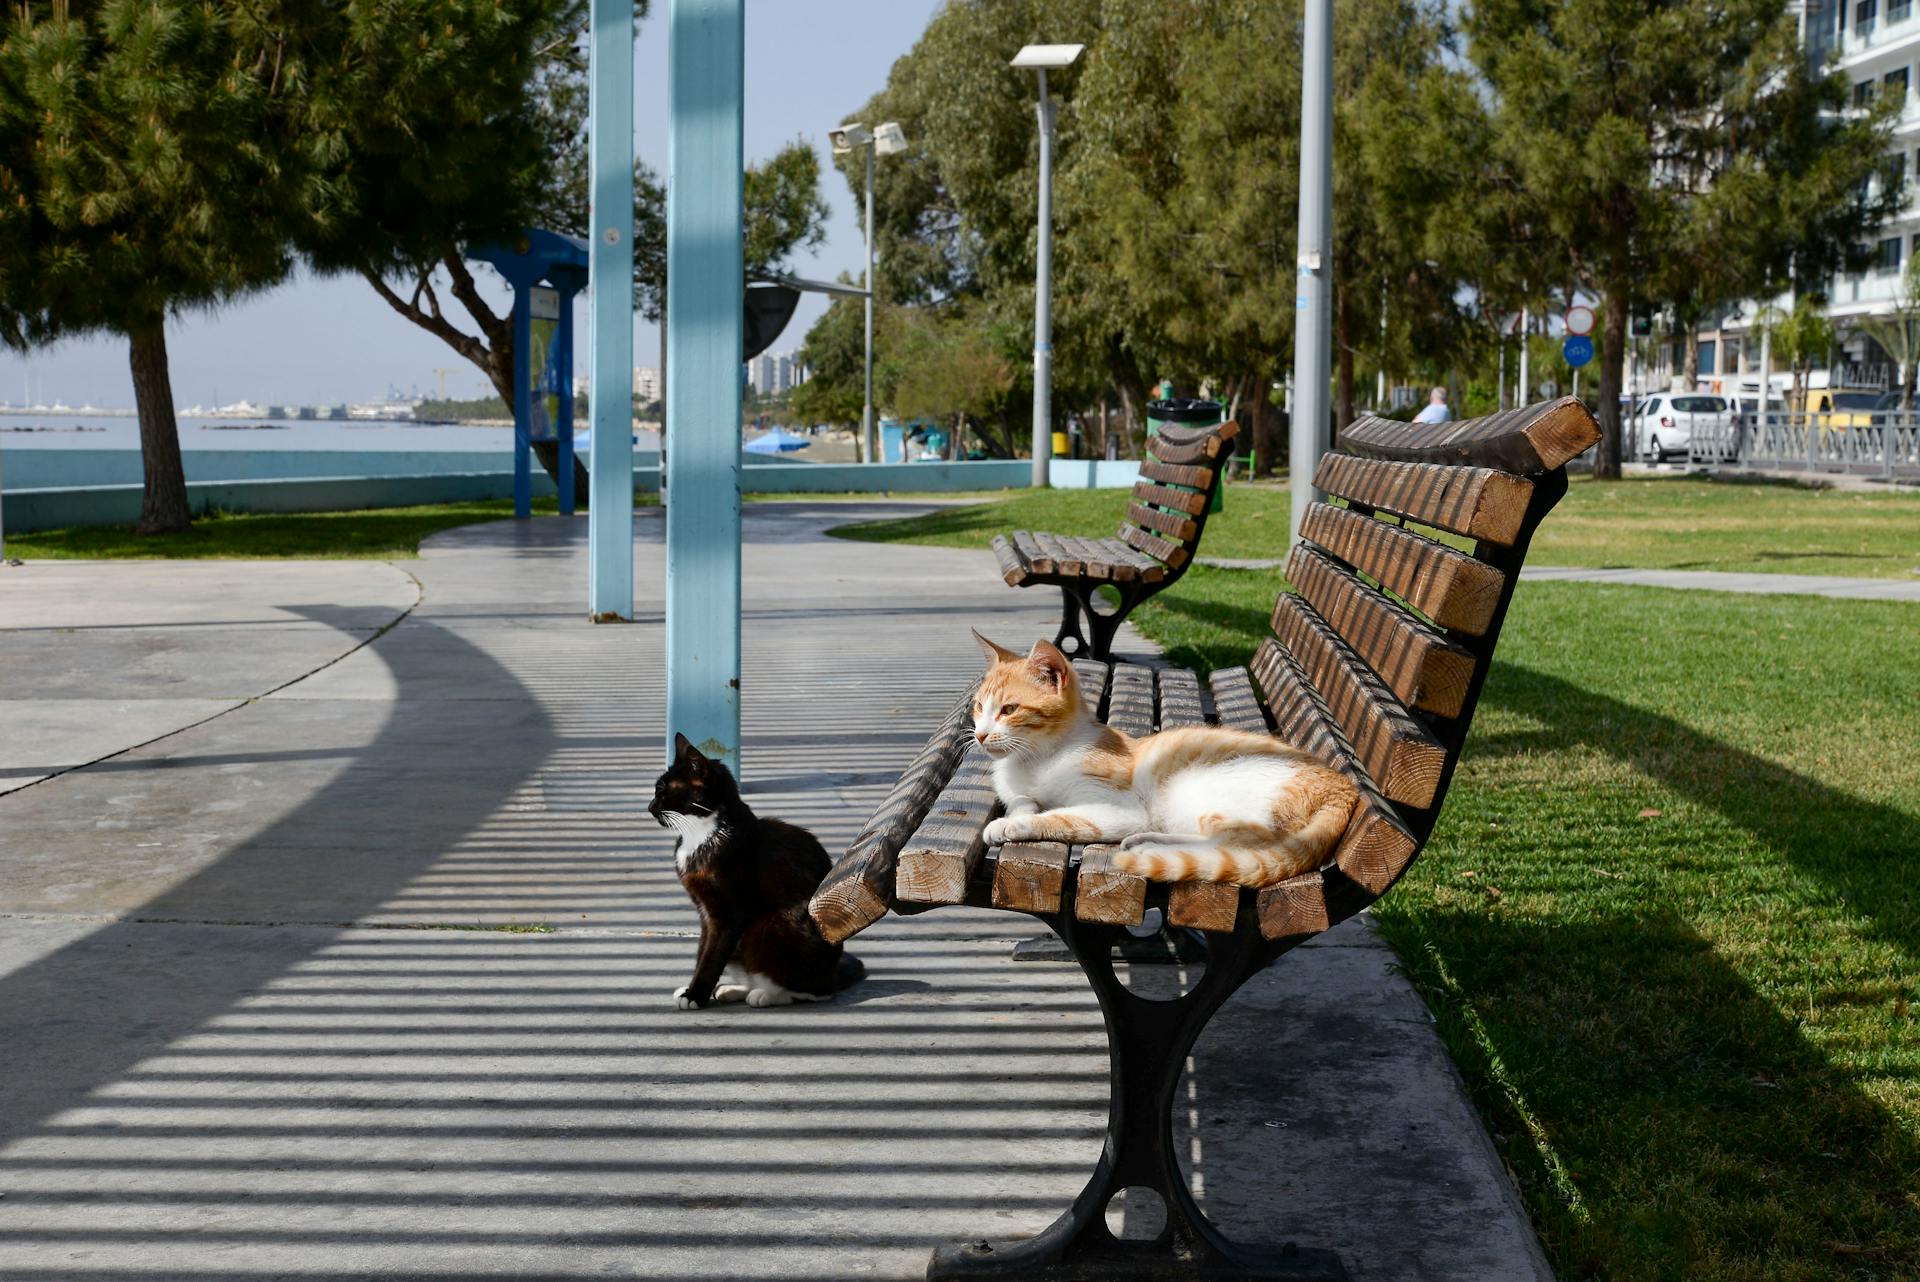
[1672,413,1920,481]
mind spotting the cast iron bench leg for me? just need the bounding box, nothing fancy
[928,905,1347,1281]
[1051,582,1146,664]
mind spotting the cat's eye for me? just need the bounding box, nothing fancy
[1000,702,1020,715]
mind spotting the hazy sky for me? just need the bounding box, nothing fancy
[0,1,945,409]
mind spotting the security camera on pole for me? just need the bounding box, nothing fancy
[829,120,908,465]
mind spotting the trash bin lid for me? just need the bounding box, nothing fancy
[1146,397,1223,424]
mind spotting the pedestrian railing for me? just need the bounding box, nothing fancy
[1684,412,1920,480]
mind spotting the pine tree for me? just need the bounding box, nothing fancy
[0,0,299,533]
[1464,0,1895,477]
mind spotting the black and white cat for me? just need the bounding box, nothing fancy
[649,733,863,1009]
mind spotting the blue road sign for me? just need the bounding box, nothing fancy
[1563,334,1594,368]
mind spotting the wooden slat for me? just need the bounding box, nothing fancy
[1010,529,1053,575]
[1139,459,1216,489]
[1074,845,1147,925]
[1105,664,1155,736]
[810,688,976,942]
[1072,659,1110,716]
[1270,595,1446,809]
[1092,538,1168,582]
[1256,871,1332,940]
[1206,666,1270,733]
[1126,502,1198,544]
[1314,454,1534,546]
[992,841,1071,914]
[1150,668,1240,931]
[1155,668,1205,729]
[1154,418,1240,448]
[1132,481,1209,516]
[895,746,999,905]
[1299,503,1504,635]
[989,534,1029,586]
[1338,397,1601,474]
[1149,435,1228,465]
[1120,523,1189,568]
[1167,881,1241,934]
[1034,532,1083,575]
[1250,639,1420,901]
[1285,545,1476,718]
[1059,534,1118,580]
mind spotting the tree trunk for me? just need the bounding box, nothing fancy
[1249,366,1278,478]
[1595,279,1628,479]
[1682,327,1699,387]
[1335,289,1356,430]
[128,318,191,535]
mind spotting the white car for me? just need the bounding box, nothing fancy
[1632,393,1731,461]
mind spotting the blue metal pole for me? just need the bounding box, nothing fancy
[512,286,532,519]
[587,0,635,618]
[665,0,743,770]
[557,288,577,516]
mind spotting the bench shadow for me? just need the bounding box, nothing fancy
[1472,661,1918,966]
[1370,911,1920,1277]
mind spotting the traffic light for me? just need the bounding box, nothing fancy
[1630,316,1653,337]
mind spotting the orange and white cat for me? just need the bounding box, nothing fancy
[971,632,1357,888]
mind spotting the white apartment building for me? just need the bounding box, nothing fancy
[1669,0,1920,394]
[744,351,809,396]
[632,366,662,403]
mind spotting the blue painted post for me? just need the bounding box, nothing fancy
[666,0,743,769]
[512,286,532,519]
[556,290,576,516]
[587,0,635,619]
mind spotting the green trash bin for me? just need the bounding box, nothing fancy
[1146,397,1229,512]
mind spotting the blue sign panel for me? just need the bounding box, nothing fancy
[1563,334,1594,368]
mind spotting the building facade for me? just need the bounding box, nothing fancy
[1656,1,1920,397]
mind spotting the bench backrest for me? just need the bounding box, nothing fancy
[1247,397,1601,938]
[1118,420,1242,572]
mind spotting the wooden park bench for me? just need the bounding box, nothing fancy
[990,419,1241,662]
[810,397,1601,1281]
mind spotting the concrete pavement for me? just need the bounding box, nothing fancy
[0,503,1551,1281]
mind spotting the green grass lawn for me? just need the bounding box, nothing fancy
[2,495,653,560]
[2,490,985,560]
[831,495,1920,1279]
[831,473,1920,578]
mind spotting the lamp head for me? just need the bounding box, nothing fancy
[873,121,908,156]
[1010,43,1085,70]
[828,122,872,154]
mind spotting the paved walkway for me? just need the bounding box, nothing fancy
[1200,555,1920,599]
[0,503,1550,1281]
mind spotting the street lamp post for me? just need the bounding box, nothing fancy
[829,121,907,464]
[1289,2,1332,546]
[1013,43,1083,489]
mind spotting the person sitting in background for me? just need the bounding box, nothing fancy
[1414,386,1451,424]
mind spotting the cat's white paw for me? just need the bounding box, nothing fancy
[673,985,701,1010]
[1120,831,1181,849]
[746,987,794,1008]
[712,983,749,1003]
[983,816,1031,846]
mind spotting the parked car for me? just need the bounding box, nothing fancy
[1803,389,1897,431]
[1633,393,1732,460]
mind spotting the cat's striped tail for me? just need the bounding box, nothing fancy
[1108,805,1352,889]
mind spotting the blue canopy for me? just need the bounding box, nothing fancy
[744,426,810,455]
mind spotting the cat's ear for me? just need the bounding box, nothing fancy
[673,731,701,762]
[1026,638,1073,690]
[972,629,1018,667]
